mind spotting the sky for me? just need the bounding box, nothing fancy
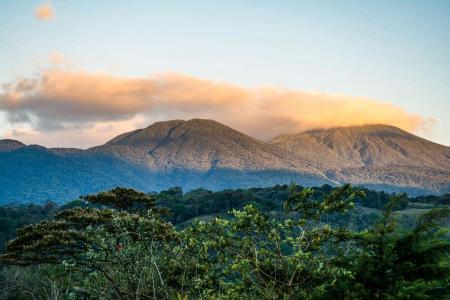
[0,0,449,148]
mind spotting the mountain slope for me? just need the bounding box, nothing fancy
[271,125,450,193]
[0,145,155,203]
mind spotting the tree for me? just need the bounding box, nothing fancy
[1,188,177,299]
[173,184,364,299]
[1,185,448,299]
[349,196,450,299]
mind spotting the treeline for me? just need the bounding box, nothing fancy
[1,184,449,252]
[0,186,448,299]
[154,183,450,224]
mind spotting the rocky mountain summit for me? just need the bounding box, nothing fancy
[1,119,449,203]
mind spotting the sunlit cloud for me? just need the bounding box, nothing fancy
[0,69,430,147]
[35,3,55,21]
[49,51,68,65]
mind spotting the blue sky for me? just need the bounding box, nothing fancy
[0,0,449,147]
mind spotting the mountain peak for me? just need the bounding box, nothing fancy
[274,124,422,145]
[105,119,246,148]
[299,124,408,136]
[144,118,232,130]
[272,123,449,169]
[0,139,26,153]
[103,118,321,173]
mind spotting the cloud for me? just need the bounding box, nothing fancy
[35,3,55,21]
[2,117,148,149]
[0,69,429,147]
[49,52,68,65]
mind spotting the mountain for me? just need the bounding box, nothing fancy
[271,124,450,194]
[103,119,323,174]
[0,139,25,153]
[0,119,330,204]
[95,119,331,191]
[0,120,449,204]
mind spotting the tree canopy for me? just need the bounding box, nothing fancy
[0,185,449,299]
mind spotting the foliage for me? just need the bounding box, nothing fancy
[0,185,449,299]
[171,184,362,298]
[331,196,450,299]
[0,202,58,252]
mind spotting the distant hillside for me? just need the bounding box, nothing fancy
[0,120,449,203]
[0,145,153,203]
[0,139,25,153]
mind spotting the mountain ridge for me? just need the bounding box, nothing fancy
[271,124,450,169]
[1,119,449,203]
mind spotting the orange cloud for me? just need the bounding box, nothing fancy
[35,3,55,21]
[49,52,68,65]
[0,69,428,145]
